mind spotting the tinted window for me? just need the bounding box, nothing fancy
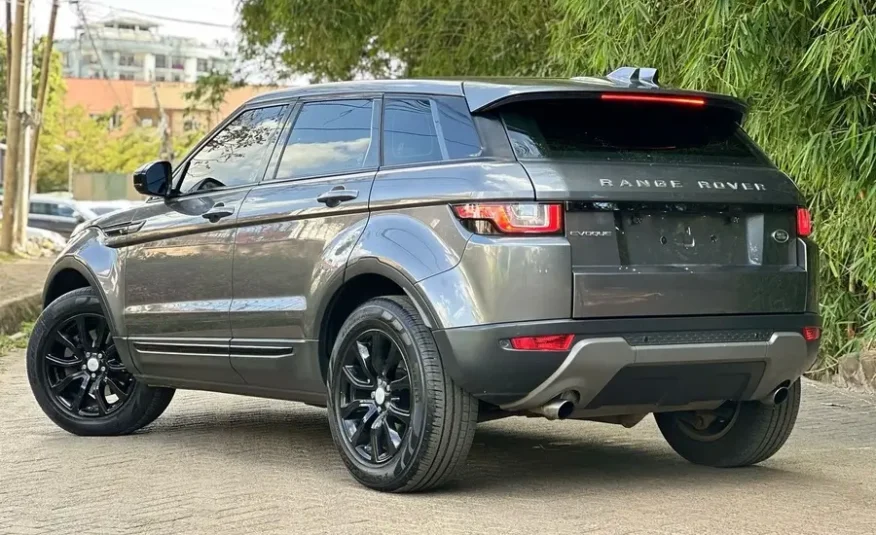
[55,204,76,217]
[383,97,482,166]
[179,105,286,194]
[30,202,50,215]
[275,99,376,179]
[502,99,764,166]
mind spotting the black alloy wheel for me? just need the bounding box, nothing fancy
[38,312,136,418]
[334,329,412,465]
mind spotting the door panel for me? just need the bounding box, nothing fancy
[122,103,290,384]
[230,172,373,390]
[229,96,380,392]
[124,190,247,383]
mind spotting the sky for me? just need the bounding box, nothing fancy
[6,0,238,43]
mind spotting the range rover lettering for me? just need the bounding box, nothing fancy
[27,68,820,492]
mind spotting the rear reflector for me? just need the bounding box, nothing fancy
[509,335,574,351]
[796,207,812,237]
[452,203,563,234]
[600,93,706,106]
[802,327,820,342]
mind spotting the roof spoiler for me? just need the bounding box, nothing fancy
[604,66,659,88]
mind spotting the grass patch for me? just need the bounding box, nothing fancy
[0,320,33,356]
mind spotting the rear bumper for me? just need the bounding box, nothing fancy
[432,313,820,411]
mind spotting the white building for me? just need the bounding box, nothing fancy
[55,16,231,83]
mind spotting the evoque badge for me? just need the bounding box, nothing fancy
[772,229,790,243]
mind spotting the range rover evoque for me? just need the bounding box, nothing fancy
[27,68,820,492]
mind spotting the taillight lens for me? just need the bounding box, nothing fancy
[796,207,812,237]
[452,203,563,235]
[600,93,706,106]
[802,326,820,342]
[509,335,574,351]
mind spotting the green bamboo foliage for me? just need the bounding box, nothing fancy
[236,0,875,366]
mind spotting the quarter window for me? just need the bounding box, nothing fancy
[275,99,377,179]
[383,96,482,166]
[178,105,286,194]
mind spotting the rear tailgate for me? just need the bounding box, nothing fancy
[499,93,810,318]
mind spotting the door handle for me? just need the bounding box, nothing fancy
[202,203,235,223]
[316,187,358,207]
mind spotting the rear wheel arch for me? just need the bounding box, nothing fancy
[317,262,441,383]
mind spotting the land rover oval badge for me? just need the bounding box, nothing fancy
[772,229,790,243]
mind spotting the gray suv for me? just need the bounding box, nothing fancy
[27,69,820,492]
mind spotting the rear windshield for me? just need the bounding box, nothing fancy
[501,98,767,166]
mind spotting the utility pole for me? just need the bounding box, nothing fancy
[151,79,173,161]
[5,0,11,94]
[1,0,28,253]
[28,0,60,194]
[13,7,32,247]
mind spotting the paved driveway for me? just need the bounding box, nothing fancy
[1,349,874,535]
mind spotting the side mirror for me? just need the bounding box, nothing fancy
[133,160,173,198]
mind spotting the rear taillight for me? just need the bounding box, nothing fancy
[452,203,563,235]
[508,335,574,351]
[796,207,812,237]
[802,326,820,342]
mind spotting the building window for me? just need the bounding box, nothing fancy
[118,53,136,66]
[171,56,185,69]
[119,73,135,80]
[141,118,154,127]
[172,73,182,82]
[183,118,201,132]
[197,58,209,72]
[155,74,165,82]
[155,55,167,69]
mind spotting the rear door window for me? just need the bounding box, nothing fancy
[501,98,766,166]
[275,99,378,179]
[383,96,482,166]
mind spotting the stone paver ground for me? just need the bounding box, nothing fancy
[1,349,874,535]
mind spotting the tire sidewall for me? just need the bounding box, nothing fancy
[326,300,432,490]
[27,288,157,435]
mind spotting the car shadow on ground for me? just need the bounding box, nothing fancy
[118,400,826,495]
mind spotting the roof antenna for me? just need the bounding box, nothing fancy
[606,66,659,88]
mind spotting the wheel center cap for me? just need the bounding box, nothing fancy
[374,387,387,406]
[86,357,100,372]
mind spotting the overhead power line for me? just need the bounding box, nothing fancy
[77,0,234,28]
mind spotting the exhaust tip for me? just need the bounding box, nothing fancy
[555,400,574,420]
[772,386,789,405]
[761,385,789,406]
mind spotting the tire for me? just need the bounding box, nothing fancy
[27,287,175,436]
[326,296,478,492]
[655,379,801,467]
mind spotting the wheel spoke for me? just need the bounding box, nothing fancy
[384,345,401,373]
[93,318,107,350]
[352,342,376,381]
[51,371,85,393]
[369,423,382,462]
[382,420,401,454]
[341,364,373,389]
[340,398,374,419]
[106,377,129,402]
[386,401,410,424]
[94,380,110,415]
[45,353,84,368]
[69,377,90,413]
[55,332,84,360]
[348,405,377,446]
[369,332,390,375]
[388,373,410,392]
[105,358,126,372]
[75,316,90,349]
